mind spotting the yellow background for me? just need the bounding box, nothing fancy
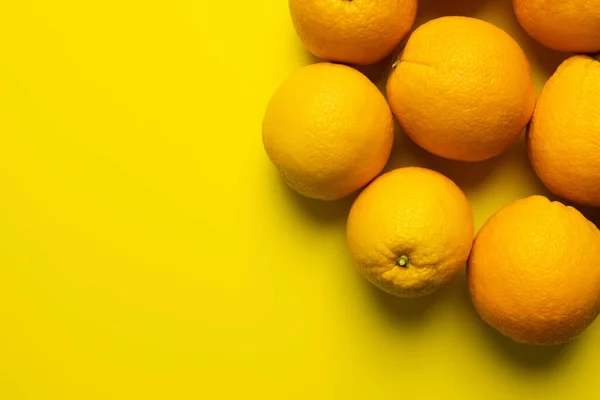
[0,0,598,398]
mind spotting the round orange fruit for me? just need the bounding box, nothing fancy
[528,55,600,207]
[289,0,418,65]
[263,63,394,201]
[387,16,536,162]
[468,196,600,346]
[514,0,600,53]
[347,167,474,298]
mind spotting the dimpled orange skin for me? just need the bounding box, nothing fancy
[387,17,536,162]
[468,196,600,346]
[289,0,418,65]
[514,0,600,53]
[347,167,474,298]
[262,63,394,201]
[528,56,600,207]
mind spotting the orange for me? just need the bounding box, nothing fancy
[528,56,600,207]
[347,167,474,298]
[262,63,393,201]
[289,0,417,65]
[514,0,600,53]
[468,196,600,345]
[387,16,536,162]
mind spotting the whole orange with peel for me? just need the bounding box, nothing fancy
[347,167,474,298]
[528,55,600,207]
[263,63,393,201]
[468,196,600,346]
[387,16,536,162]
[514,0,600,53]
[289,0,418,65]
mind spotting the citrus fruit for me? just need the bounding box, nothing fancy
[387,16,536,162]
[528,55,600,207]
[514,0,600,53]
[347,167,474,298]
[289,0,417,65]
[468,196,600,346]
[263,63,394,201]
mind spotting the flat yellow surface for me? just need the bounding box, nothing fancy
[0,0,599,398]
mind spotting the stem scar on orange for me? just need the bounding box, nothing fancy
[347,167,474,298]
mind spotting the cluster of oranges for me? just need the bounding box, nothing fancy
[263,0,600,347]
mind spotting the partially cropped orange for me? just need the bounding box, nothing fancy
[347,167,474,298]
[387,16,536,162]
[514,0,600,53]
[528,55,600,207]
[468,196,600,346]
[289,0,417,65]
[263,63,393,201]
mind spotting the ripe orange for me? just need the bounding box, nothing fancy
[468,196,600,345]
[347,167,474,298]
[262,63,394,201]
[528,56,600,207]
[387,16,536,162]
[514,0,600,53]
[289,0,417,65]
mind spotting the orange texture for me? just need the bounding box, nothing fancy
[262,63,394,200]
[468,196,600,345]
[347,167,474,298]
[514,0,600,53]
[289,0,418,65]
[528,55,600,207]
[387,16,536,162]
